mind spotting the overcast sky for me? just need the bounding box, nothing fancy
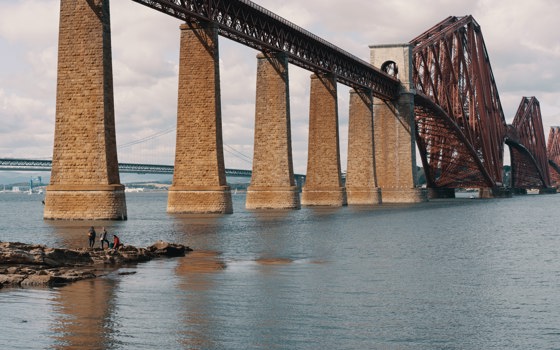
[1,0,559,175]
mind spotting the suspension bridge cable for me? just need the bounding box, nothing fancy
[224,143,252,162]
[116,126,254,164]
[224,147,253,165]
[118,126,177,149]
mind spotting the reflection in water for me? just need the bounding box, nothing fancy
[51,277,119,349]
[177,250,226,276]
[3,193,560,349]
[176,250,224,349]
[170,215,229,250]
[255,257,293,265]
[0,289,59,349]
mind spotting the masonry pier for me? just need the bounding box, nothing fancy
[346,89,382,205]
[246,53,300,209]
[369,44,427,203]
[301,74,347,206]
[44,0,127,220]
[167,22,232,214]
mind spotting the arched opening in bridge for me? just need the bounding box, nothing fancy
[381,61,398,79]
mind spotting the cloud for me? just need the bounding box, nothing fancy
[0,0,559,176]
[0,89,54,158]
[0,0,58,44]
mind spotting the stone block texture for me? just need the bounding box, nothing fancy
[301,74,347,206]
[246,52,300,209]
[370,44,427,203]
[346,89,382,205]
[44,0,127,220]
[168,22,232,214]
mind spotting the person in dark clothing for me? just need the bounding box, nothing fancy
[87,226,96,248]
[99,227,109,249]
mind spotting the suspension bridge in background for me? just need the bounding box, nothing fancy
[0,158,252,177]
[0,124,256,176]
[0,124,309,180]
[0,158,307,185]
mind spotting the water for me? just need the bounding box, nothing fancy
[1,192,560,349]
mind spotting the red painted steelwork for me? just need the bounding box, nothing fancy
[547,126,560,188]
[410,16,507,189]
[506,97,551,189]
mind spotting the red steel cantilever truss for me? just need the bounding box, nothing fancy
[506,97,551,189]
[130,0,400,99]
[410,16,507,189]
[547,126,560,188]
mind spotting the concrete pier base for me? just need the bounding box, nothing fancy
[246,186,300,210]
[345,187,382,205]
[301,187,347,206]
[44,185,127,220]
[381,188,428,203]
[167,186,232,214]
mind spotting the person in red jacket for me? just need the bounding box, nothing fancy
[112,234,123,250]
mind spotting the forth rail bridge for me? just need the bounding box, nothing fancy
[7,0,560,220]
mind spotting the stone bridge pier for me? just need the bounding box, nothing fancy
[346,89,382,205]
[301,73,347,206]
[246,52,300,209]
[369,44,427,203]
[167,21,232,214]
[44,0,126,220]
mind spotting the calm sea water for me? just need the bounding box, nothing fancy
[1,191,560,349]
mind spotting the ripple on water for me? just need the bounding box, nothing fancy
[2,193,560,349]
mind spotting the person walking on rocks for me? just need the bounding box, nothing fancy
[87,226,96,248]
[99,227,109,249]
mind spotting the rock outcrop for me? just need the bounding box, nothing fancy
[0,241,192,289]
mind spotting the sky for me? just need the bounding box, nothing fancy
[1,0,559,177]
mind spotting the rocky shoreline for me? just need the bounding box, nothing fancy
[0,241,192,289]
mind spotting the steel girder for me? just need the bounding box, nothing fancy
[410,15,507,189]
[549,160,560,189]
[414,93,493,188]
[0,158,53,171]
[547,126,560,187]
[130,0,400,99]
[506,97,551,189]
